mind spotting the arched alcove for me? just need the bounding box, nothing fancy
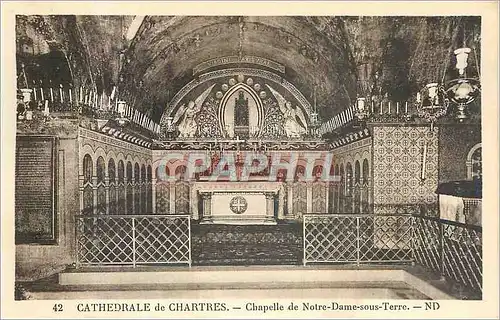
[218,83,263,138]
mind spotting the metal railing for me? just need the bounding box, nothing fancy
[303,214,482,295]
[303,214,413,264]
[76,214,191,267]
[413,215,482,293]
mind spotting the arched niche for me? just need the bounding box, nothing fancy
[218,83,263,138]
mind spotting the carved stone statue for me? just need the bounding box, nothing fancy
[234,91,249,126]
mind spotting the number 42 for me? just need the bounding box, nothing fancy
[53,303,63,312]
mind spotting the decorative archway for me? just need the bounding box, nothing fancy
[218,83,264,137]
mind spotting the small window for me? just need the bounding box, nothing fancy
[466,143,481,181]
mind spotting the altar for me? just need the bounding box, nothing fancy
[192,181,284,225]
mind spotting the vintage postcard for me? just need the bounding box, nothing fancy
[1,1,499,319]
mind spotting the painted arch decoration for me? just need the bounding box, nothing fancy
[160,67,313,140]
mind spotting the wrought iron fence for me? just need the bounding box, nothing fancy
[303,214,413,264]
[303,214,482,295]
[76,215,191,267]
[413,215,482,293]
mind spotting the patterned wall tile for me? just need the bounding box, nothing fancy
[373,126,438,214]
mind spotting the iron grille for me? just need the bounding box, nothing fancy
[303,214,412,264]
[76,215,191,267]
[304,214,482,295]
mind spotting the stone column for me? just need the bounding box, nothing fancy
[92,176,98,215]
[325,182,329,213]
[287,182,294,218]
[78,175,84,213]
[264,192,276,222]
[131,174,136,215]
[277,185,286,220]
[169,181,175,214]
[200,192,213,223]
[104,177,110,215]
[151,178,157,214]
[306,182,313,213]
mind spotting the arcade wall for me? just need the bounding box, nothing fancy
[15,125,154,281]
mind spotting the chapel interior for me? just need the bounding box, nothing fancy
[14,15,482,299]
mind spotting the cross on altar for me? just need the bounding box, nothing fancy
[233,135,245,152]
[230,196,247,214]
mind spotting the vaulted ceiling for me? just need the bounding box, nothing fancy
[16,15,481,122]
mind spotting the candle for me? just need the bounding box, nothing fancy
[379,102,383,115]
[421,142,428,180]
[79,86,83,103]
[396,102,399,114]
[69,88,72,104]
[405,101,408,113]
[59,85,63,103]
[388,102,391,114]
[40,87,44,101]
[33,87,37,100]
[44,100,49,116]
[50,88,54,102]
[371,100,374,114]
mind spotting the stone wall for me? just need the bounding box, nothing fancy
[16,121,79,281]
[439,124,481,183]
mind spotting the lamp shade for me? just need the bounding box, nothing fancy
[454,47,471,76]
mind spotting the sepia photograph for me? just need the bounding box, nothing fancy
[1,1,499,319]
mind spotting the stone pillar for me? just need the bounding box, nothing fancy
[287,182,293,218]
[92,176,98,215]
[325,182,329,213]
[131,174,136,215]
[264,192,276,222]
[169,181,175,214]
[151,178,157,214]
[79,175,84,213]
[200,192,212,223]
[277,185,286,220]
[104,177,110,215]
[306,182,313,213]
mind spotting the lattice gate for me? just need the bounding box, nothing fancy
[76,215,191,267]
